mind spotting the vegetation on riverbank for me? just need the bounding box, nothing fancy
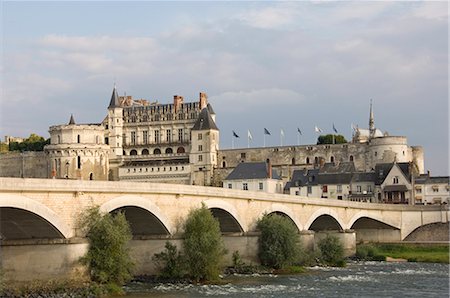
[356,243,449,263]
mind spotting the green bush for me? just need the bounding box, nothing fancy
[356,245,386,261]
[79,206,134,288]
[183,204,227,282]
[318,234,345,267]
[257,213,301,269]
[152,241,185,279]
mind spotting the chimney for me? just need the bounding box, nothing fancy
[173,95,184,113]
[266,160,272,179]
[199,92,208,110]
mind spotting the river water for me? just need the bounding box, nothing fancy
[122,261,449,297]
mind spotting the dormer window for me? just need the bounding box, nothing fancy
[393,176,399,184]
[198,133,203,140]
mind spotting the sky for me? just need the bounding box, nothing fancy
[1,1,448,175]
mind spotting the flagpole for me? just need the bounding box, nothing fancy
[264,134,266,147]
[232,136,234,149]
[247,133,250,148]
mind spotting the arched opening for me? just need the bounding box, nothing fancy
[111,206,170,236]
[292,158,296,165]
[130,149,138,156]
[89,173,94,180]
[177,147,185,154]
[314,157,318,164]
[308,214,343,231]
[0,207,65,240]
[349,155,354,162]
[351,217,398,230]
[209,208,243,234]
[330,156,334,163]
[404,223,449,242]
[350,217,401,242]
[165,148,173,154]
[153,148,161,154]
[222,161,226,168]
[267,211,300,232]
[306,157,310,164]
[142,149,149,155]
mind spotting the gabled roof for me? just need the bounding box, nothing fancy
[352,172,376,183]
[225,162,280,180]
[289,168,319,187]
[191,108,218,131]
[374,162,411,185]
[68,114,75,125]
[318,173,353,185]
[108,86,120,108]
[320,162,355,174]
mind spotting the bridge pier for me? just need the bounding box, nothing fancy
[355,229,402,243]
[313,230,356,257]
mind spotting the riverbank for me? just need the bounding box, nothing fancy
[356,243,449,263]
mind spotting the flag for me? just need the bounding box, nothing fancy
[280,129,285,137]
[297,128,302,135]
[333,123,338,134]
[314,126,322,133]
[351,123,357,132]
[247,130,253,140]
[232,130,239,138]
[264,128,271,135]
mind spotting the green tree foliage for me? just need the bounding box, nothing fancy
[183,204,227,282]
[8,134,50,151]
[152,241,185,279]
[317,134,347,145]
[257,213,301,269]
[0,143,8,153]
[79,206,134,287]
[317,234,346,267]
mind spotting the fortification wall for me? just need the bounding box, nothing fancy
[0,151,48,178]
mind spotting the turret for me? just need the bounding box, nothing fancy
[107,85,123,158]
[369,99,375,139]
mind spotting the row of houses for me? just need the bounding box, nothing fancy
[222,161,449,205]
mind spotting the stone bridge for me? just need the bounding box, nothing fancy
[1,178,448,281]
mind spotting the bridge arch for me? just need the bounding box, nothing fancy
[305,208,344,231]
[203,199,245,233]
[0,194,72,239]
[259,203,302,231]
[100,195,173,235]
[347,212,401,230]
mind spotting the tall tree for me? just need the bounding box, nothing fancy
[317,134,347,145]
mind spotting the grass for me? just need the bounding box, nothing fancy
[356,243,449,263]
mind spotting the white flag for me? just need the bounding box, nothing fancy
[280,129,285,137]
[315,126,323,133]
[351,123,357,131]
[247,130,253,140]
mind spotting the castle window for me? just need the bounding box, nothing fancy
[77,156,81,169]
[131,116,136,122]
[166,129,172,143]
[314,157,318,164]
[77,135,81,143]
[228,184,232,189]
[349,155,354,162]
[222,161,226,168]
[198,155,203,162]
[243,183,248,190]
[130,149,137,155]
[241,153,246,159]
[165,148,173,154]
[198,133,203,140]
[330,156,334,163]
[131,132,136,145]
[292,158,295,165]
[178,129,183,142]
[306,157,310,164]
[154,130,160,143]
[375,151,378,157]
[57,135,61,144]
[142,149,149,155]
[154,148,161,154]
[143,131,148,144]
[259,183,263,190]
[177,147,185,154]
[198,145,203,151]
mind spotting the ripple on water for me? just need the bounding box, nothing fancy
[328,275,374,282]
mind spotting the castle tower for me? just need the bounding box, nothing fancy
[107,85,124,159]
[189,107,219,186]
[369,99,375,139]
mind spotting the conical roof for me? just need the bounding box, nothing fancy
[68,114,75,125]
[207,103,215,115]
[108,85,120,108]
[192,108,219,131]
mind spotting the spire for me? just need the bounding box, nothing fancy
[108,84,120,108]
[192,108,219,131]
[369,99,375,138]
[68,114,75,125]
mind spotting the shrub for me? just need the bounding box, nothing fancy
[257,213,301,269]
[79,206,134,287]
[183,203,227,282]
[318,234,345,267]
[152,241,185,279]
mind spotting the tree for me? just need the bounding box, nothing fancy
[317,134,347,145]
[317,234,345,267]
[79,206,134,288]
[8,133,50,151]
[257,213,301,269]
[152,241,185,279]
[183,204,227,282]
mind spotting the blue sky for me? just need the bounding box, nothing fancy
[1,1,448,175]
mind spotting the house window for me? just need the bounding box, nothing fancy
[198,155,203,162]
[178,129,183,142]
[295,191,299,196]
[433,187,439,193]
[357,185,362,193]
[367,185,372,193]
[241,152,246,159]
[166,129,172,142]
[198,145,203,151]
[143,131,148,144]
[131,131,136,145]
[337,185,342,193]
[322,185,328,193]
[393,176,399,184]
[307,186,312,194]
[228,183,232,189]
[259,182,263,190]
[416,188,422,194]
[198,133,202,140]
[243,183,248,190]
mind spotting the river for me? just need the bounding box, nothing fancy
[121,261,449,297]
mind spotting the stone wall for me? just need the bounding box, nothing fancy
[404,222,449,242]
[0,151,48,178]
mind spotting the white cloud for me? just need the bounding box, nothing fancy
[237,4,299,29]
[411,2,448,21]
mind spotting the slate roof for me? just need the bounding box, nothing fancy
[289,169,319,187]
[68,114,75,125]
[108,86,120,108]
[415,175,449,185]
[191,108,219,131]
[320,162,355,174]
[352,172,376,183]
[225,162,280,180]
[207,103,215,115]
[318,173,353,185]
[374,162,411,185]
